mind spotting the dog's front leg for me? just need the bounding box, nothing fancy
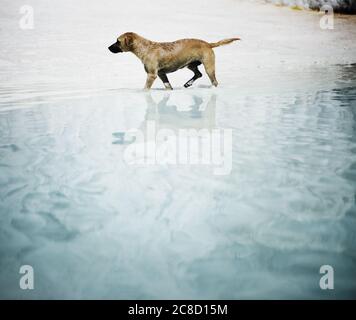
[144,73,157,90]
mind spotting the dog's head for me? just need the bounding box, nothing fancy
[108,32,135,53]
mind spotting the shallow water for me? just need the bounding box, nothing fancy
[0,63,355,299]
[1,0,356,299]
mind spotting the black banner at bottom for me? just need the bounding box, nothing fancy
[0,300,353,318]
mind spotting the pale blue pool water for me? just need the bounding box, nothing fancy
[0,64,355,299]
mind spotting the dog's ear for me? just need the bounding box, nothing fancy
[124,33,133,50]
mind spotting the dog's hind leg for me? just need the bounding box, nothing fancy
[184,61,202,88]
[202,52,218,87]
[158,71,173,90]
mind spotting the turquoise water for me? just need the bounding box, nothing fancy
[0,64,356,299]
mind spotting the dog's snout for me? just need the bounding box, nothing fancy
[108,42,122,53]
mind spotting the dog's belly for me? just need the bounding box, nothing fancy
[158,57,200,74]
[159,61,196,73]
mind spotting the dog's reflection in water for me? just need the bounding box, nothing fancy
[112,93,216,144]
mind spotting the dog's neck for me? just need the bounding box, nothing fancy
[130,35,153,62]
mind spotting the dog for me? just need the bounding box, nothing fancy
[108,32,240,90]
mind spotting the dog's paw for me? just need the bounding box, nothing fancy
[184,81,193,88]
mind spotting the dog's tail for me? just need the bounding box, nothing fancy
[209,37,240,48]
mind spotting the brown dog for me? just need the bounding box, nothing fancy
[108,32,240,90]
